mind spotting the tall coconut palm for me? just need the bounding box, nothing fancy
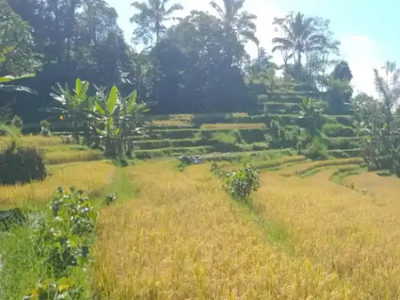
[130,0,183,47]
[374,62,400,129]
[272,12,325,77]
[210,0,258,46]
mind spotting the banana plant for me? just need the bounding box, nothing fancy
[91,85,148,157]
[298,97,326,138]
[41,78,93,143]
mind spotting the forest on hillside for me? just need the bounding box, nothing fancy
[1,0,354,120]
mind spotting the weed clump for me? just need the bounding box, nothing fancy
[0,141,47,185]
[218,164,260,201]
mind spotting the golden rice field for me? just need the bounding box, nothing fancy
[0,161,114,209]
[0,136,104,165]
[90,159,400,299]
[2,135,400,299]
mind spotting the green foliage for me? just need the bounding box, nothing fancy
[0,141,46,185]
[0,122,22,137]
[0,2,42,75]
[220,164,260,201]
[11,115,23,128]
[304,137,328,160]
[91,84,148,158]
[24,187,97,299]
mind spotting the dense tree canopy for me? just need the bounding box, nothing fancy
[0,0,392,130]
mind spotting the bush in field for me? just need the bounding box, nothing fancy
[11,115,23,128]
[220,164,260,201]
[0,123,21,136]
[304,137,329,159]
[40,119,51,137]
[25,187,97,299]
[0,141,46,185]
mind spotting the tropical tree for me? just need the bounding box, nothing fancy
[210,0,258,46]
[151,10,251,114]
[91,85,149,158]
[0,1,42,76]
[272,12,328,79]
[130,0,183,47]
[373,61,400,130]
[353,63,400,174]
[325,61,353,114]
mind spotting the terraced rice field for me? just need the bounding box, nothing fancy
[88,158,400,299]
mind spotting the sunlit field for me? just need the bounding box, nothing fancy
[2,137,400,299]
[90,159,400,299]
[0,161,114,209]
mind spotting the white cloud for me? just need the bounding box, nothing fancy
[340,35,383,96]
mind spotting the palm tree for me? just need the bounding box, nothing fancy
[210,0,258,46]
[272,12,325,77]
[381,61,399,87]
[130,0,183,47]
[374,62,400,129]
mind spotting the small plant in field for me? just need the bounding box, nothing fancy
[220,164,260,201]
[11,115,23,128]
[210,162,219,172]
[24,277,83,300]
[25,187,97,299]
[40,119,51,137]
[304,136,328,159]
[105,193,117,205]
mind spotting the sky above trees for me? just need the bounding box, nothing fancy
[107,0,400,97]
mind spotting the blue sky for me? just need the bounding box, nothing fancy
[106,0,398,96]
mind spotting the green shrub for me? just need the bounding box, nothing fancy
[11,115,23,128]
[325,137,359,150]
[304,137,329,159]
[220,164,260,201]
[0,141,47,185]
[0,123,22,136]
[40,119,51,137]
[24,187,97,299]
